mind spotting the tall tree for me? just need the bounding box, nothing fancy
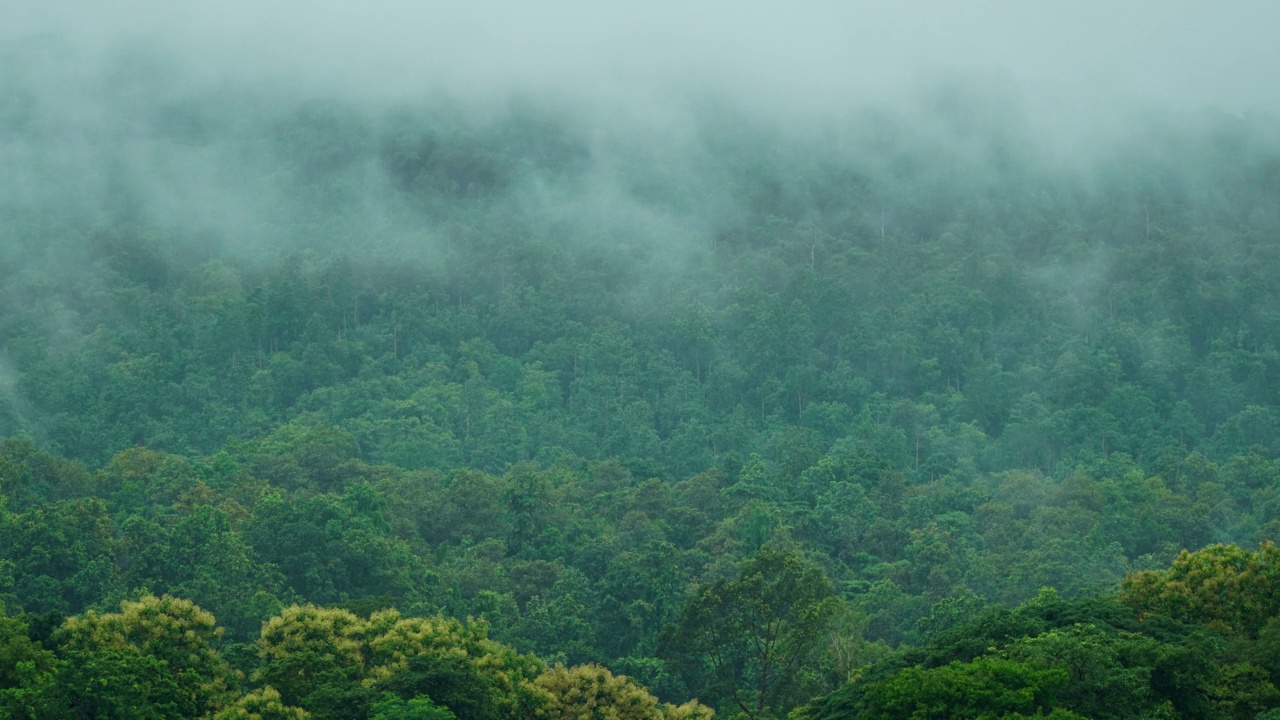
[663,547,838,717]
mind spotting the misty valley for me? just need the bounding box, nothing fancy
[3,33,1280,720]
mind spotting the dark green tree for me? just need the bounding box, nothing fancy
[663,546,838,717]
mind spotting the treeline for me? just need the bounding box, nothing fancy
[3,436,1280,716]
[799,543,1280,720]
[3,532,1279,718]
[0,593,713,719]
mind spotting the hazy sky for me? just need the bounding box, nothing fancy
[5,1,1277,118]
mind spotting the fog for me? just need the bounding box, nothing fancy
[7,1,1278,183]
[0,2,1273,260]
[3,2,1279,420]
[8,2,1279,115]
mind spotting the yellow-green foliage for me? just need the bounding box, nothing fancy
[363,609,550,717]
[211,686,311,720]
[365,610,491,673]
[1119,542,1280,637]
[256,604,551,717]
[535,663,713,720]
[51,597,696,719]
[61,594,239,713]
[256,604,368,670]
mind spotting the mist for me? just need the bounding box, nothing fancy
[8,2,1280,129]
[3,1,1280,453]
[11,1,1280,109]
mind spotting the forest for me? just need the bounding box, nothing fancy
[2,34,1280,719]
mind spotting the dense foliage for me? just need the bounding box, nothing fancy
[798,545,1280,720]
[2,46,1280,717]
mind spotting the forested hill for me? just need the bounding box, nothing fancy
[3,47,1280,718]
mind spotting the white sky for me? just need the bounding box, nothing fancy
[4,2,1277,118]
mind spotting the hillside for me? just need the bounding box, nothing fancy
[2,42,1280,718]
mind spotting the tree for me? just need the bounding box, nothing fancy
[370,695,456,720]
[663,547,838,717]
[213,686,312,720]
[536,664,712,720]
[811,656,1084,720]
[1004,625,1161,720]
[254,604,549,720]
[366,610,548,720]
[0,608,57,719]
[1119,542,1280,637]
[51,595,238,719]
[254,604,369,710]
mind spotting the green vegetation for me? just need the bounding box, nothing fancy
[797,549,1280,720]
[2,48,1280,717]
